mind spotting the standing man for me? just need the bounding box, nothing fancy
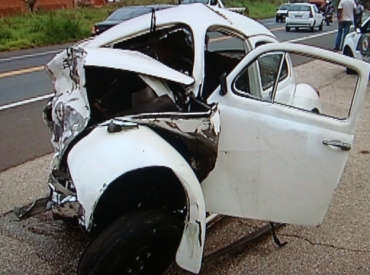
[334,0,357,51]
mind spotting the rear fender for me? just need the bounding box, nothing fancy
[67,124,205,273]
[293,83,322,112]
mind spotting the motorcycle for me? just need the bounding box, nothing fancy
[324,5,334,26]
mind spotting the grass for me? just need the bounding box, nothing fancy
[0,0,283,52]
[228,0,284,18]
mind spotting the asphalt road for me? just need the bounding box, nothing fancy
[2,19,369,275]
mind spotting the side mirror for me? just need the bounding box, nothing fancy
[219,72,227,96]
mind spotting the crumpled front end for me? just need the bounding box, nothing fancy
[44,47,91,155]
[17,38,221,272]
[15,47,91,224]
[38,47,93,226]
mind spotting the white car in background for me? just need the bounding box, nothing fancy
[285,3,324,32]
[342,16,370,68]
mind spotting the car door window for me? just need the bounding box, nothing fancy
[233,50,359,118]
[233,53,288,100]
[203,43,369,226]
[259,54,288,91]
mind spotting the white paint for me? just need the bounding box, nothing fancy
[0,93,53,111]
[289,29,337,43]
[204,42,369,226]
[46,47,90,155]
[0,49,61,63]
[67,125,206,273]
[342,28,364,60]
[84,48,194,85]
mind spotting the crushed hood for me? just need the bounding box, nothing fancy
[83,47,194,85]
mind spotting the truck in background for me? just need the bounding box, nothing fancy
[308,0,327,13]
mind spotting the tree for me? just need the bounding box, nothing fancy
[23,0,38,12]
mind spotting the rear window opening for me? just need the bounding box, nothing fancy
[202,28,248,99]
[112,24,194,76]
[85,67,179,126]
[84,67,211,127]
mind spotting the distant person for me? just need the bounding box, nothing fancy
[326,0,334,14]
[354,0,364,29]
[334,0,357,51]
[325,0,335,22]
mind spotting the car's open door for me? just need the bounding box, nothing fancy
[203,43,369,226]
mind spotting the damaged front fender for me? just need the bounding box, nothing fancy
[67,123,208,273]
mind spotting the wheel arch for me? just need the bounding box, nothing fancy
[292,83,322,112]
[91,166,188,236]
[343,45,354,57]
[67,125,206,273]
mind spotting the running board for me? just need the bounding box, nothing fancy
[203,222,285,264]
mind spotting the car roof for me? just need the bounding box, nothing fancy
[105,4,173,21]
[88,3,274,48]
[290,3,314,7]
[278,4,291,10]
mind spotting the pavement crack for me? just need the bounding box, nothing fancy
[282,234,370,253]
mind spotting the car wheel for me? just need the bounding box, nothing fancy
[343,48,356,75]
[276,17,279,23]
[78,209,183,275]
[310,25,315,32]
[319,21,323,31]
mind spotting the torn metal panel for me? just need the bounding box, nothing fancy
[117,104,220,149]
[108,104,220,181]
[45,47,90,154]
[66,125,206,273]
[83,48,194,85]
[14,197,52,220]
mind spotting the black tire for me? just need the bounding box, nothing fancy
[319,21,323,31]
[78,209,183,275]
[285,26,290,32]
[310,25,315,32]
[344,49,356,75]
[276,17,279,23]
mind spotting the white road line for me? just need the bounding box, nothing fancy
[0,94,53,111]
[288,30,338,43]
[0,30,338,111]
[0,49,61,63]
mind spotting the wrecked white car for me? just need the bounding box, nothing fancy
[15,3,370,275]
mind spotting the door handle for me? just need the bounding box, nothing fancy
[323,140,351,151]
